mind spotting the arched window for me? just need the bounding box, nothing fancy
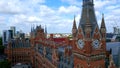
[77,64,80,68]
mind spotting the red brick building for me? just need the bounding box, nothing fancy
[5,0,116,68]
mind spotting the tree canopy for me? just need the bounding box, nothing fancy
[0,60,11,68]
[0,37,2,45]
[0,45,5,54]
[0,37,4,54]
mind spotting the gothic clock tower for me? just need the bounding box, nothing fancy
[72,0,106,68]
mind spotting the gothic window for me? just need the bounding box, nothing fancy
[77,64,79,68]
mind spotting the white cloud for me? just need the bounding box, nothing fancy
[58,6,80,14]
[0,16,5,23]
[94,0,118,9]
[0,0,120,34]
[0,0,45,14]
[111,9,120,15]
[106,5,119,10]
[0,0,23,14]
[26,16,42,23]
[30,0,45,4]
[94,0,109,9]
[39,5,55,17]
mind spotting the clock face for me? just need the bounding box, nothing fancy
[93,40,99,48]
[78,39,84,49]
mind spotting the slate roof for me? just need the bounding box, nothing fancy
[11,39,31,48]
[79,1,98,34]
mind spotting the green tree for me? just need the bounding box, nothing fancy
[0,60,11,68]
[68,35,72,39]
[0,37,4,54]
[0,37,2,45]
[0,45,5,54]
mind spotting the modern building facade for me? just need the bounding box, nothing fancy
[5,0,117,68]
[10,26,16,38]
[2,30,13,46]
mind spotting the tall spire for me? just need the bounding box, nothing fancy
[79,0,97,35]
[73,0,107,68]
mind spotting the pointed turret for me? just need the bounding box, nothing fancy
[73,16,77,29]
[100,14,106,38]
[72,16,77,38]
[101,14,106,28]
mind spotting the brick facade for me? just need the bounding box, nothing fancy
[5,0,116,68]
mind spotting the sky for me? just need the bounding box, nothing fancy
[0,0,120,35]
